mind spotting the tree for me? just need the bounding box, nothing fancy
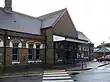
[104,43,110,47]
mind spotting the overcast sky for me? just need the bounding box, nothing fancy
[0,0,110,46]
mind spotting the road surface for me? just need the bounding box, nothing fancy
[0,62,110,82]
[71,64,110,82]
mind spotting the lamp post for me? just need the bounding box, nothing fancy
[102,41,105,58]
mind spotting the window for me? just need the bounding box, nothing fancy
[12,43,19,60]
[28,44,34,60]
[79,47,81,51]
[36,44,40,49]
[36,44,40,59]
[36,55,39,59]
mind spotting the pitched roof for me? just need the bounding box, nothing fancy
[94,48,100,52]
[0,7,67,34]
[106,47,110,51]
[96,47,110,53]
[0,7,41,35]
[0,6,93,43]
[77,31,92,43]
[37,8,66,28]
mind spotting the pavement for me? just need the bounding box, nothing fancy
[66,61,110,71]
[0,69,43,79]
[0,61,109,79]
[70,63,110,82]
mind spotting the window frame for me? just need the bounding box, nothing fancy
[35,44,40,59]
[12,42,19,61]
[28,43,34,60]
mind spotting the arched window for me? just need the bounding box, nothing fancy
[10,39,22,60]
[35,43,40,59]
[10,39,22,48]
[26,41,34,60]
[0,39,3,47]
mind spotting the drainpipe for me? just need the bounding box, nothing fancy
[3,30,7,71]
[44,29,47,64]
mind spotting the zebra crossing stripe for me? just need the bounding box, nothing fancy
[43,71,74,82]
[44,72,67,75]
[43,76,71,79]
[97,66,105,69]
[43,73,69,76]
[43,79,74,82]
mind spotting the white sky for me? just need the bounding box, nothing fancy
[0,0,110,47]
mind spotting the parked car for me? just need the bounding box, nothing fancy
[97,55,110,62]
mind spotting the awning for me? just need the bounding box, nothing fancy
[53,35,65,41]
[53,35,88,44]
[66,38,88,44]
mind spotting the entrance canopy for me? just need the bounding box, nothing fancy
[53,35,65,41]
[53,35,88,44]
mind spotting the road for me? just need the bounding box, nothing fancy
[0,76,43,82]
[0,62,110,82]
[70,64,110,82]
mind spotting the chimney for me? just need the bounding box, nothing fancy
[4,0,12,13]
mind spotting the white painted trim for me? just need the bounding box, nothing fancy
[66,38,88,44]
[35,60,42,63]
[11,61,20,65]
[28,60,35,63]
[26,43,28,48]
[9,41,13,47]
[52,9,67,27]
[40,44,43,49]
[10,42,22,48]
[9,39,22,48]
[18,42,22,48]
[33,43,36,48]
[34,41,41,44]
[0,40,3,47]
[26,41,34,48]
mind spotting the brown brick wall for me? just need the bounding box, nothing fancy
[0,33,43,66]
[0,47,4,67]
[53,11,78,38]
[45,28,54,64]
[6,47,12,66]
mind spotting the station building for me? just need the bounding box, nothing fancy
[0,0,94,68]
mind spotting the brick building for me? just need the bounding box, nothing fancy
[0,0,94,68]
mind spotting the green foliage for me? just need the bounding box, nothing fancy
[104,43,110,47]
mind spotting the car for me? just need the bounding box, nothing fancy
[97,55,110,62]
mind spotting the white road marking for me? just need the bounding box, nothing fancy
[97,66,105,70]
[43,73,69,76]
[43,79,74,82]
[43,76,71,79]
[43,70,74,82]
[44,72,67,75]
